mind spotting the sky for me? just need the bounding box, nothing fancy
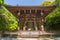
[4,0,54,6]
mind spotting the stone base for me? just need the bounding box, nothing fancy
[19,31,52,38]
[20,31,40,38]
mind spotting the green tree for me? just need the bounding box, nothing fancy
[44,0,60,30]
[0,0,3,5]
[0,0,18,31]
[40,0,55,6]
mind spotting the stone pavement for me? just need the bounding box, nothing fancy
[0,38,60,40]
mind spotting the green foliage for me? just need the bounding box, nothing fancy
[40,0,55,6]
[55,0,60,7]
[0,0,18,31]
[44,0,60,30]
[26,22,35,30]
[0,6,18,31]
[0,6,18,30]
[0,0,3,5]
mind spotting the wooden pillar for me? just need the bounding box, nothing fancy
[40,10,44,32]
[17,10,21,30]
[17,10,20,37]
[34,18,38,31]
[34,10,38,31]
[30,10,31,13]
[23,21,27,31]
[23,10,27,31]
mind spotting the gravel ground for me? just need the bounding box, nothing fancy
[0,37,60,40]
